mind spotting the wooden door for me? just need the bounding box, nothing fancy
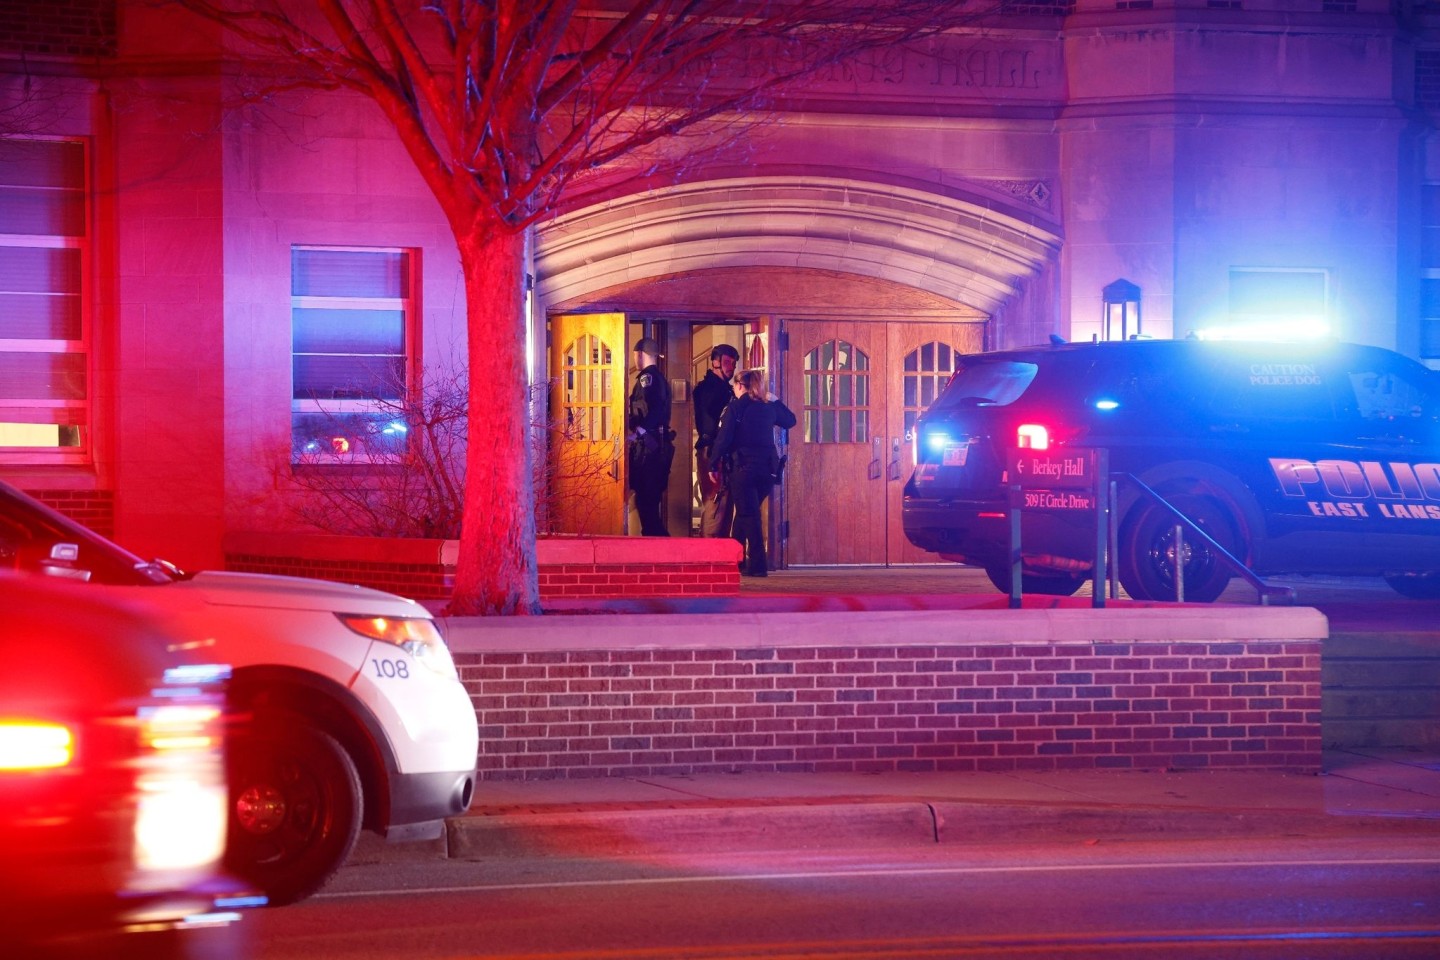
[784,321,888,564]
[885,323,986,563]
[547,313,626,535]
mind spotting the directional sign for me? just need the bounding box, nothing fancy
[1010,449,1096,492]
[1019,488,1097,511]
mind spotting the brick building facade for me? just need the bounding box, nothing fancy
[3,0,1439,570]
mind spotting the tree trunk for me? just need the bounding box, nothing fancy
[448,227,541,616]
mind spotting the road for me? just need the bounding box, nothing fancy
[211,571,1436,959]
[229,837,1440,959]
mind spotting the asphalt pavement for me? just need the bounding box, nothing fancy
[370,568,1440,867]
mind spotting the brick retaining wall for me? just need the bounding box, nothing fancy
[222,532,741,600]
[455,636,1323,779]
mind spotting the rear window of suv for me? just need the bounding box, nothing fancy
[931,359,1038,411]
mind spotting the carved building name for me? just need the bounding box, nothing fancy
[640,36,1057,98]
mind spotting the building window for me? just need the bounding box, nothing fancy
[902,341,961,440]
[1227,267,1328,339]
[291,246,415,462]
[1423,184,1440,358]
[1418,51,1440,112]
[802,339,870,444]
[0,138,89,464]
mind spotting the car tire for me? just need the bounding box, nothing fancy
[1383,572,1440,600]
[1118,493,1239,603]
[225,712,363,906]
[983,563,1087,597]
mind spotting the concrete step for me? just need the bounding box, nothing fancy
[1324,718,1440,751]
[1323,632,1440,748]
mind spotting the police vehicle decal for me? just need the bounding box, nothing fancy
[1269,457,1440,520]
[1248,362,1322,386]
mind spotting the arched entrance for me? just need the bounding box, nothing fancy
[535,175,1062,565]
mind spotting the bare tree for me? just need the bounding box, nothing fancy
[286,365,617,539]
[287,356,469,539]
[171,0,979,614]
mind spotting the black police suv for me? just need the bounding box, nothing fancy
[901,337,1440,602]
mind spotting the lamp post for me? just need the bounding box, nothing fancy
[1102,279,1141,341]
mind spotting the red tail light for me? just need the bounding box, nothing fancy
[1016,423,1050,450]
[0,720,74,770]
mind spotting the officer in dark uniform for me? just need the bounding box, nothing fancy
[627,337,674,536]
[693,343,740,537]
[708,369,796,576]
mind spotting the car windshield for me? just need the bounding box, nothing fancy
[0,483,174,586]
[931,359,1038,411]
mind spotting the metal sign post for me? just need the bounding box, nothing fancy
[1007,447,1108,609]
[1007,484,1023,609]
[1092,448,1109,608]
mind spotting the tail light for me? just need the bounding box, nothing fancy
[132,700,228,875]
[1016,424,1050,450]
[0,721,74,770]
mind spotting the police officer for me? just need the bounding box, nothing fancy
[709,369,796,576]
[693,343,740,537]
[627,337,674,536]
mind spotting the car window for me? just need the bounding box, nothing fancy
[1343,366,1429,422]
[931,359,1038,410]
[0,486,162,585]
[1091,349,1212,418]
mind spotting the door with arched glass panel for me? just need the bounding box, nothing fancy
[547,313,626,535]
[784,320,984,565]
[886,324,985,563]
[785,322,887,563]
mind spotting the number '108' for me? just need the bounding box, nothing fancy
[372,658,410,679]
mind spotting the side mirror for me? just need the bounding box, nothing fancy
[41,543,92,582]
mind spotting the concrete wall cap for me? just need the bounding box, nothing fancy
[439,606,1328,654]
[223,530,447,564]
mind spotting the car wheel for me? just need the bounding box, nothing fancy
[1383,572,1440,600]
[1118,494,1239,603]
[225,713,362,906]
[983,563,1087,597]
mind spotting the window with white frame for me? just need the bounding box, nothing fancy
[1227,267,1329,339]
[291,246,416,462]
[0,138,89,463]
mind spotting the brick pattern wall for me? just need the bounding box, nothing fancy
[460,640,1322,779]
[225,553,454,600]
[35,488,116,538]
[540,562,739,598]
[222,535,740,601]
[0,0,116,58]
[221,555,739,600]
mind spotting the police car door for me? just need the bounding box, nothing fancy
[1232,345,1440,569]
[1322,347,1440,557]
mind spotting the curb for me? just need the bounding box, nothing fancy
[350,798,1440,866]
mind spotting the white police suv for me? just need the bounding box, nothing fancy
[902,337,1440,602]
[0,480,478,905]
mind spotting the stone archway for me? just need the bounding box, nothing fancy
[535,174,1062,320]
[532,175,1062,560]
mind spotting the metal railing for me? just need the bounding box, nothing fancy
[1116,473,1295,605]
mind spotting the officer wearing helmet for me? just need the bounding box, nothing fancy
[693,342,740,537]
[627,337,674,535]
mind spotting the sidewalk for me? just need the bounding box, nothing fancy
[354,746,1440,865]
[391,568,1440,865]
